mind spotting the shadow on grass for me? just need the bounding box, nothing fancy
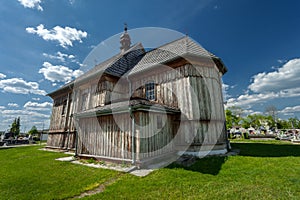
[166,142,300,175]
[166,156,227,175]
[231,142,300,157]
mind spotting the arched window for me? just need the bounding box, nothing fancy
[145,81,155,101]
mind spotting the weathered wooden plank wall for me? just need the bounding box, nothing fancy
[46,132,75,149]
[73,76,128,113]
[136,112,177,160]
[47,59,226,159]
[77,113,133,159]
[49,92,75,132]
[48,91,76,149]
[76,111,177,161]
[131,63,226,149]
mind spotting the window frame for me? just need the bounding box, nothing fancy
[145,81,156,101]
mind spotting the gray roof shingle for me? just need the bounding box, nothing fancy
[128,36,223,76]
[75,42,145,82]
[48,36,227,97]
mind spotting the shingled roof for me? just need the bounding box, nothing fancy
[75,99,180,118]
[127,36,227,76]
[48,35,227,97]
[76,42,145,82]
[47,43,144,97]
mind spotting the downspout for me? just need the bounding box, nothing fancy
[74,128,78,157]
[74,123,79,157]
[127,75,135,164]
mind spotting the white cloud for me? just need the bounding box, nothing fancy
[24,101,52,111]
[26,24,87,48]
[280,105,300,115]
[43,51,76,63]
[39,62,83,83]
[32,97,40,101]
[277,59,287,64]
[8,103,19,108]
[0,109,49,119]
[18,0,43,11]
[0,78,46,95]
[0,103,51,131]
[242,109,263,116]
[227,92,278,108]
[227,58,300,111]
[73,69,84,78]
[249,58,300,93]
[222,83,230,102]
[0,73,6,79]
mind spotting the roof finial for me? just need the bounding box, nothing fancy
[120,23,131,53]
[124,23,128,32]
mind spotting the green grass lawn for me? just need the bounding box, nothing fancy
[0,146,121,199]
[0,141,299,199]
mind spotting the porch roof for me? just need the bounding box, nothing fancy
[74,99,180,118]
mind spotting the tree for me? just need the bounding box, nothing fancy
[288,117,300,129]
[241,116,251,129]
[264,115,276,128]
[28,126,39,135]
[10,117,20,136]
[16,117,20,135]
[276,120,284,129]
[225,109,234,129]
[225,108,242,129]
[247,114,264,129]
[224,106,299,130]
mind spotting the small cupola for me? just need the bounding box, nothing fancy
[120,23,131,53]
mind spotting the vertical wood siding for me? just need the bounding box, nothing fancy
[48,92,76,148]
[136,112,177,160]
[131,63,226,148]
[46,132,75,149]
[77,114,133,159]
[76,112,177,161]
[47,61,227,160]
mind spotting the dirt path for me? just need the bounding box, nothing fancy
[71,173,124,199]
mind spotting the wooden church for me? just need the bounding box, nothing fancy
[46,27,228,167]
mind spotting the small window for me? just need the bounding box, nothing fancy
[145,82,155,101]
[96,81,107,93]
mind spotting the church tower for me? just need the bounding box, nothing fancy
[120,23,131,53]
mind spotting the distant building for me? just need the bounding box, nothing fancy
[38,129,49,141]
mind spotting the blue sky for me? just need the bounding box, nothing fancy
[0,0,300,131]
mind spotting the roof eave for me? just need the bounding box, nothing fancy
[46,82,74,98]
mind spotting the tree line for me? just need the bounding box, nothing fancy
[8,117,39,136]
[226,106,300,130]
